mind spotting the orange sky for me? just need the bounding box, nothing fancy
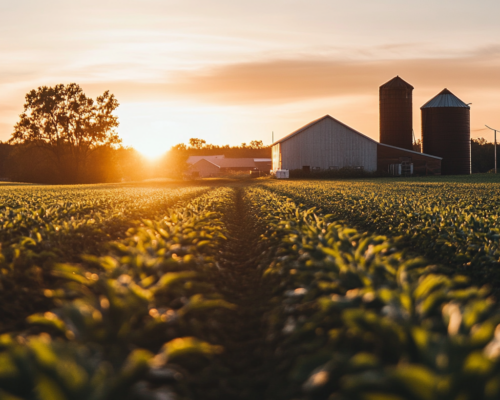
[1,0,500,157]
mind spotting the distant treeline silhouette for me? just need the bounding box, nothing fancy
[0,143,151,183]
[3,83,126,184]
[471,138,500,173]
[0,139,271,184]
[414,138,499,173]
[1,83,271,184]
[171,138,271,158]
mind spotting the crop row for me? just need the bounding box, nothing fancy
[0,184,208,329]
[262,180,500,286]
[0,187,236,400]
[248,186,500,400]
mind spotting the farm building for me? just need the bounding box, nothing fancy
[272,115,441,175]
[272,116,378,172]
[421,89,471,175]
[377,142,442,175]
[190,157,271,177]
[186,155,225,165]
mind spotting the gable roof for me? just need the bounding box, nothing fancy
[421,89,470,109]
[273,114,441,160]
[272,115,378,146]
[187,155,225,164]
[213,158,256,168]
[191,158,221,169]
[191,158,257,168]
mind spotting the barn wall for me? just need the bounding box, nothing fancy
[377,144,442,175]
[190,159,220,177]
[272,144,281,171]
[278,118,378,172]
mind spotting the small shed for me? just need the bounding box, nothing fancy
[190,159,221,177]
[253,158,272,172]
[189,158,267,177]
[377,143,442,175]
[216,158,257,170]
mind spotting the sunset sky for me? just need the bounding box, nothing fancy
[1,0,500,157]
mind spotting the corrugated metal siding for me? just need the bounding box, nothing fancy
[278,118,377,171]
[379,80,413,150]
[421,89,470,109]
[272,144,281,171]
[422,107,471,175]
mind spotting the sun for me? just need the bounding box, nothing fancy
[134,143,169,160]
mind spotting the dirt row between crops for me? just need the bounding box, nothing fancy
[192,186,278,400]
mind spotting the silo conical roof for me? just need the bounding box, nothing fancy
[421,89,470,109]
[380,76,414,90]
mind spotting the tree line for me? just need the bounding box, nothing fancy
[414,138,499,173]
[4,83,493,183]
[471,138,500,173]
[172,138,270,157]
[0,84,271,184]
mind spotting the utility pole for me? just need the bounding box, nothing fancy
[486,125,499,173]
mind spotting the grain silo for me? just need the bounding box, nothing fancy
[380,76,414,151]
[421,89,470,175]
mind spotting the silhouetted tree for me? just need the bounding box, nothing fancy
[471,138,497,173]
[188,138,206,149]
[5,143,59,183]
[249,140,264,149]
[162,149,189,177]
[9,83,120,183]
[172,143,187,151]
[412,139,422,153]
[0,142,11,179]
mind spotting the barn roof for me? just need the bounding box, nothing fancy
[378,142,442,160]
[190,157,270,170]
[272,114,441,160]
[272,115,379,146]
[190,158,221,168]
[192,158,256,168]
[187,155,225,164]
[421,89,470,109]
[214,158,256,168]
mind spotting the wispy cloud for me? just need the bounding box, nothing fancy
[80,53,500,105]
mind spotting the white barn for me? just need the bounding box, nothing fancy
[272,115,378,172]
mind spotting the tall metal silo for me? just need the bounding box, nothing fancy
[380,76,414,151]
[421,89,470,175]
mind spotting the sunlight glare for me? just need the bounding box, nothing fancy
[134,142,169,160]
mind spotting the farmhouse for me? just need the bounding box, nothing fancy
[191,157,271,177]
[272,115,441,175]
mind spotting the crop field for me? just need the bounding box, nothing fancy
[1,176,500,400]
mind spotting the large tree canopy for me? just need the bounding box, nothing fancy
[10,83,121,181]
